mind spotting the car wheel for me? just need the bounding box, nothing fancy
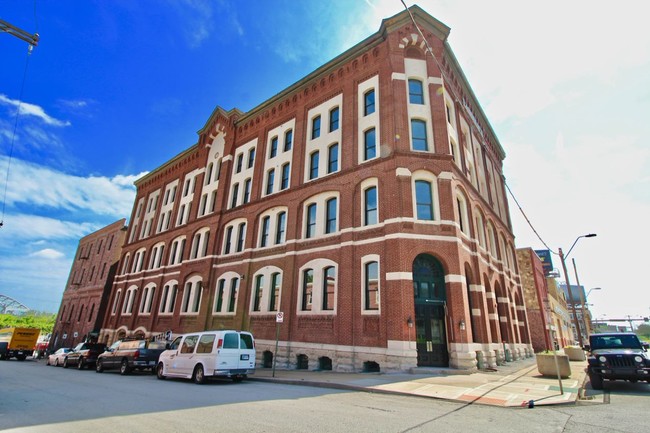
[193,365,205,384]
[120,359,131,375]
[590,373,604,390]
[77,357,85,370]
[63,358,69,368]
[54,358,59,367]
[96,359,104,373]
[156,362,166,380]
[232,375,243,383]
[46,359,50,366]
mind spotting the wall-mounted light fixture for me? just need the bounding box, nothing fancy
[407,316,414,328]
[459,319,466,331]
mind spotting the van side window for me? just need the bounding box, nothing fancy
[197,334,215,353]
[181,335,199,353]
[240,333,254,349]
[170,336,182,350]
[223,333,239,349]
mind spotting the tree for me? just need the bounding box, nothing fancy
[635,323,650,341]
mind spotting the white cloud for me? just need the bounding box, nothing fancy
[1,156,141,216]
[1,213,99,240]
[0,94,71,127]
[30,248,65,259]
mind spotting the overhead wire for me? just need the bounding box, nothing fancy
[1,1,38,228]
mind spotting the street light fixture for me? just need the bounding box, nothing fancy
[558,233,596,345]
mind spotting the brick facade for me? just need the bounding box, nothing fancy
[516,248,552,352]
[51,219,126,351]
[98,6,532,371]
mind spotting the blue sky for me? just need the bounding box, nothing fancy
[1,0,648,323]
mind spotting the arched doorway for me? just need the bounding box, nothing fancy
[412,254,449,367]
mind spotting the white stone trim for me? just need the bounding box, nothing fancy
[445,274,464,284]
[471,308,481,316]
[438,171,453,180]
[386,272,412,281]
[485,291,495,299]
[392,72,406,81]
[489,314,498,321]
[500,317,508,322]
[469,284,484,293]
[427,77,443,85]
[497,297,509,303]
[395,167,411,177]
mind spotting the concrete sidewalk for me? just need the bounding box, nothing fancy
[251,357,589,408]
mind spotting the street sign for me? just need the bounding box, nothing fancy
[276,312,284,323]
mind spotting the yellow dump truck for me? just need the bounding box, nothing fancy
[0,327,40,360]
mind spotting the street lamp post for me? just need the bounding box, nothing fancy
[572,258,588,337]
[558,233,597,346]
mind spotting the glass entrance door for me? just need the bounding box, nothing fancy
[415,303,448,366]
[413,254,449,367]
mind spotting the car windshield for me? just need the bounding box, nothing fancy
[591,335,642,350]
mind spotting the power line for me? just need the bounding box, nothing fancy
[0,6,39,228]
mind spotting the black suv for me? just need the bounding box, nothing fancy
[96,339,167,375]
[63,342,107,370]
[585,333,650,390]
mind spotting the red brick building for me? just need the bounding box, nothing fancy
[100,6,531,371]
[51,219,126,351]
[516,248,553,352]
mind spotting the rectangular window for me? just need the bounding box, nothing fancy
[224,226,233,254]
[269,273,280,312]
[364,89,375,116]
[191,282,202,313]
[408,79,424,104]
[230,183,239,208]
[306,204,317,238]
[260,216,270,247]
[328,143,338,174]
[364,128,376,160]
[415,180,434,220]
[364,186,378,225]
[228,278,239,312]
[322,266,335,311]
[311,115,321,139]
[309,151,319,180]
[215,279,225,313]
[284,129,293,151]
[236,223,246,252]
[243,178,251,204]
[248,148,255,168]
[253,275,264,312]
[236,154,243,173]
[411,119,428,151]
[281,163,290,190]
[270,137,278,158]
[301,269,313,311]
[275,211,286,244]
[365,261,379,310]
[325,198,337,234]
[266,169,275,195]
[329,107,339,132]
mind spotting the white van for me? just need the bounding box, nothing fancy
[156,330,255,384]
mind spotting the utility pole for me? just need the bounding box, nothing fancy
[0,19,39,46]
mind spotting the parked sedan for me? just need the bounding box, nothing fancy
[46,348,72,367]
[63,342,107,370]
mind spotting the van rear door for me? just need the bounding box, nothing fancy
[217,332,240,371]
[237,332,255,370]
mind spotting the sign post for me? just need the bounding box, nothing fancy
[272,312,283,378]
